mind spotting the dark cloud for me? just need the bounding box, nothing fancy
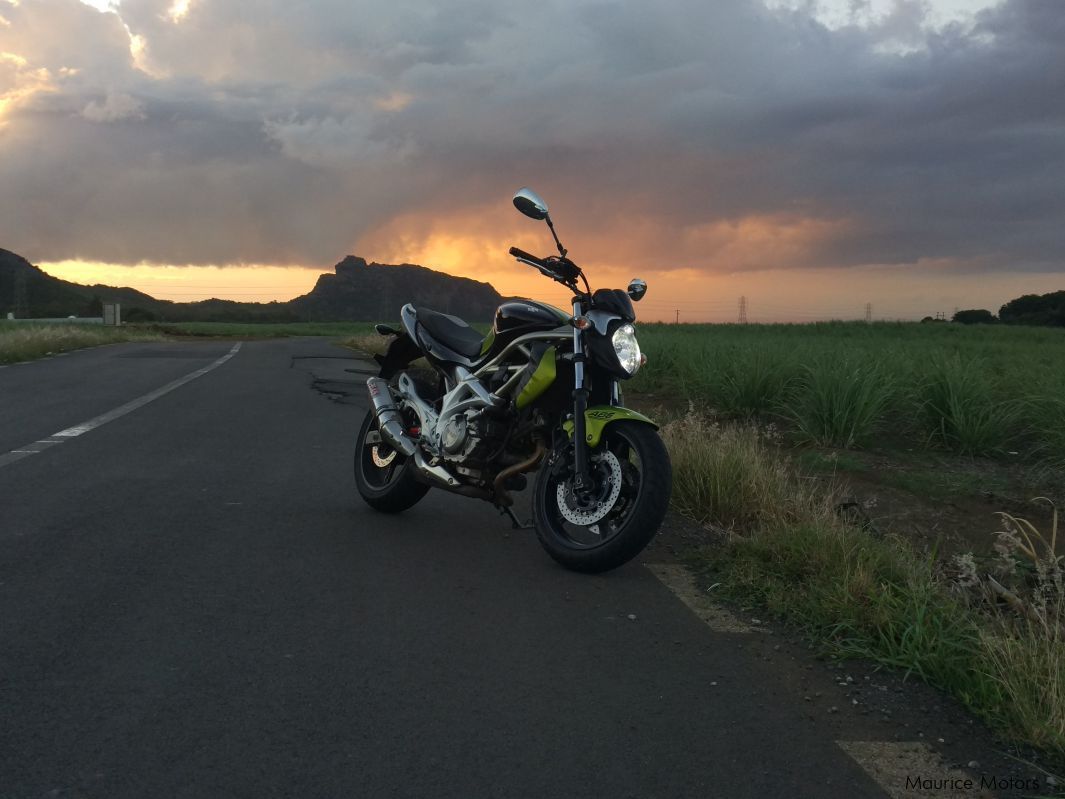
[0,0,1062,274]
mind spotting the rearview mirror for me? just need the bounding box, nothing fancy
[513,187,549,220]
[627,278,647,302]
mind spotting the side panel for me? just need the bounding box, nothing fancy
[515,345,557,409]
[563,405,658,448]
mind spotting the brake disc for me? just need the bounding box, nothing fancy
[556,451,623,526]
[371,446,397,468]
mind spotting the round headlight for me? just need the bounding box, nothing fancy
[611,323,642,374]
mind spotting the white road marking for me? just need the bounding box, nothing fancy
[0,343,241,468]
[645,563,755,634]
[838,741,991,799]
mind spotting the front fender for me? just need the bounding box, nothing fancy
[563,406,658,449]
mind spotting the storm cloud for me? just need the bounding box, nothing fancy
[0,0,1062,275]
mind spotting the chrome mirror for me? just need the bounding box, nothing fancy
[627,278,647,302]
[513,187,550,220]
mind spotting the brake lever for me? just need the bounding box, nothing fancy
[515,254,578,289]
[511,259,553,281]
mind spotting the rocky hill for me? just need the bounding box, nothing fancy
[290,256,501,322]
[0,249,502,323]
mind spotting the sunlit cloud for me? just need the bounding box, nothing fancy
[0,0,1061,324]
[0,51,55,128]
[166,0,191,24]
[77,0,114,12]
[763,0,1002,29]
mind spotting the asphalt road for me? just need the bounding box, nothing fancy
[0,339,950,798]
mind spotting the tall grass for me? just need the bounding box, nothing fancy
[0,322,164,364]
[663,406,1064,753]
[981,617,1065,751]
[636,321,1065,463]
[783,358,892,447]
[662,409,823,529]
[919,356,1022,456]
[709,347,798,418]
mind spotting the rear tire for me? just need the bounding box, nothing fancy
[532,421,671,573]
[354,407,429,513]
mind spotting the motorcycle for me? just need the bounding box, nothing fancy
[355,187,672,573]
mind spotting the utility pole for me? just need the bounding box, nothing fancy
[865,302,872,323]
[738,296,748,324]
[674,309,679,325]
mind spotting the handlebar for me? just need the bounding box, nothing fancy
[509,247,583,287]
[508,246,548,268]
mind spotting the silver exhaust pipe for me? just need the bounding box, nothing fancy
[366,377,475,494]
[366,378,416,458]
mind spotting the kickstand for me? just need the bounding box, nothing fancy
[498,505,534,531]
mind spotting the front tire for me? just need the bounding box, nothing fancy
[354,408,429,513]
[532,421,671,573]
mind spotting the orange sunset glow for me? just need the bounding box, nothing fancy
[2,0,1062,323]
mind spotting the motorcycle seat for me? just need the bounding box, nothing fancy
[415,307,486,359]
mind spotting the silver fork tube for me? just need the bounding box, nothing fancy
[572,298,584,390]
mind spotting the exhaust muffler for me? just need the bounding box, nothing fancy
[366,378,416,458]
[365,377,494,501]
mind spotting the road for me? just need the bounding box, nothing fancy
[0,339,998,798]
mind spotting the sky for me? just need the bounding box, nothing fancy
[2,0,1063,322]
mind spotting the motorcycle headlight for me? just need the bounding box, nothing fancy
[611,323,642,375]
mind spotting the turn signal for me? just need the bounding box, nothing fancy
[572,316,592,330]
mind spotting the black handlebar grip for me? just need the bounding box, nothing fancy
[509,246,546,267]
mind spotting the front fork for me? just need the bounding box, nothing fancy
[571,298,591,491]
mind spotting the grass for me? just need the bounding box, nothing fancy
[0,321,165,364]
[980,617,1065,752]
[783,358,892,447]
[662,406,1065,755]
[919,355,1022,456]
[338,331,390,357]
[664,409,824,530]
[634,321,1065,463]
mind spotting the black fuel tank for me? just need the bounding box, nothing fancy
[494,300,569,335]
[486,300,569,357]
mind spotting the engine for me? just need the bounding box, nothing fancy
[437,410,508,465]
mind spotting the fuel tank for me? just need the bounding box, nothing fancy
[487,300,569,357]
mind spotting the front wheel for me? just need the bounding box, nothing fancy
[354,408,430,513]
[532,421,671,573]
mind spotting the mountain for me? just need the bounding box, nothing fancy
[0,248,101,318]
[290,256,501,322]
[0,249,503,323]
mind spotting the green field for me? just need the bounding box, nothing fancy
[634,321,1065,464]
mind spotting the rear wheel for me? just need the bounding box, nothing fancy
[354,407,429,513]
[532,421,671,573]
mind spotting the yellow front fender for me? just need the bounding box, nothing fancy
[563,406,658,449]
